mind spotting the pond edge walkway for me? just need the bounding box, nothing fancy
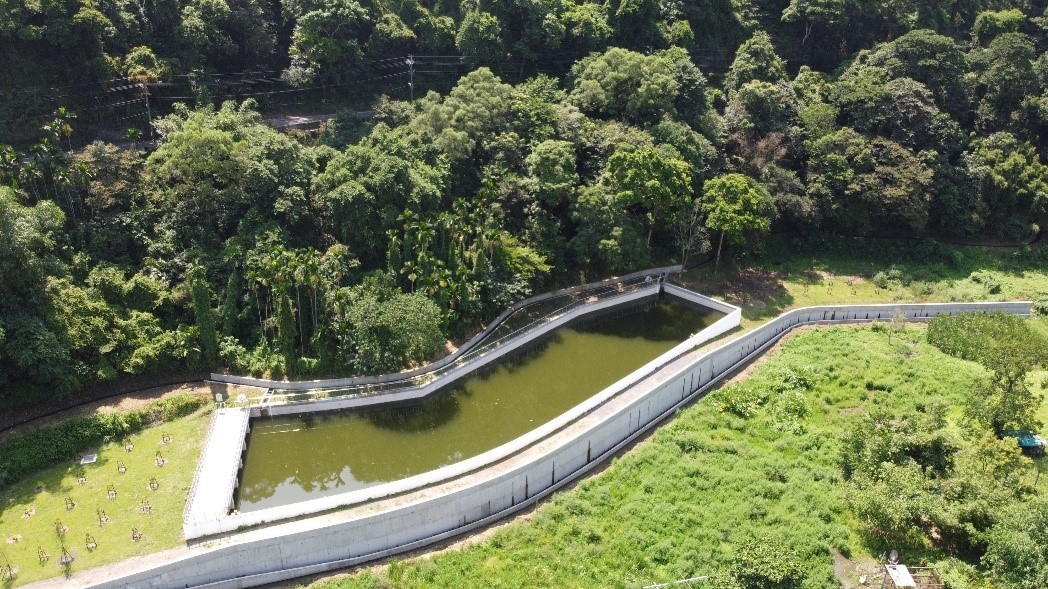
[27,300,1032,589]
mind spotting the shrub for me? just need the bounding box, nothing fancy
[1033,292,1048,317]
[927,312,1047,366]
[0,394,207,487]
[968,270,1002,294]
[731,536,805,589]
[717,383,768,418]
[872,265,910,289]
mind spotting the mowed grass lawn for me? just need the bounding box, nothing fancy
[0,406,212,586]
[304,324,1047,589]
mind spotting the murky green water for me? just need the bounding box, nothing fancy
[236,301,718,511]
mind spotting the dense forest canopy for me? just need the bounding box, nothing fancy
[0,1,1047,414]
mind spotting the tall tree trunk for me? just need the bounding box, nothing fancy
[715,231,725,269]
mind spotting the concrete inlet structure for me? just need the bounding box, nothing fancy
[45,292,1031,589]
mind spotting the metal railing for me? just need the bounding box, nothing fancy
[182,407,250,527]
[253,274,663,407]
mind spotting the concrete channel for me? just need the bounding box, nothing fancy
[34,292,1031,589]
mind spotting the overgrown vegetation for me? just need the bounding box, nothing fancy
[3,0,1048,407]
[299,324,1048,589]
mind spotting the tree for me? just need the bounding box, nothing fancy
[570,185,650,273]
[806,128,933,236]
[781,0,843,46]
[972,9,1025,45]
[675,199,708,269]
[963,132,1048,239]
[568,47,678,126]
[971,32,1039,135]
[982,499,1048,589]
[724,30,787,94]
[701,174,775,267]
[456,11,504,67]
[526,140,578,207]
[602,146,693,246]
[288,0,371,74]
[965,340,1044,437]
[864,29,971,121]
[188,266,219,365]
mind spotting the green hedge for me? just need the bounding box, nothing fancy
[0,394,208,488]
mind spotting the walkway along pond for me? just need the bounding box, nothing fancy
[183,273,739,538]
[60,299,1029,589]
[237,301,721,512]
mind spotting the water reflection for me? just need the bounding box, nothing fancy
[236,301,718,511]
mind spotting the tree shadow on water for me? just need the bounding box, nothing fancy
[364,392,461,433]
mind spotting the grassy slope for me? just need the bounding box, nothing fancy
[304,325,1046,589]
[0,407,211,586]
[301,241,1048,589]
[1,241,1043,586]
[678,239,1048,330]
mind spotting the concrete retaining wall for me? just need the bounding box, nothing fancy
[211,266,681,392]
[183,286,734,538]
[85,301,1030,589]
[255,284,662,416]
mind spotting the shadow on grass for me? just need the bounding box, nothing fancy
[679,265,795,323]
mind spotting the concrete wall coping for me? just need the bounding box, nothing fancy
[210,266,682,392]
[43,299,1033,589]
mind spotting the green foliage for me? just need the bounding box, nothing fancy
[456,12,503,67]
[328,274,445,374]
[963,132,1048,239]
[0,394,206,487]
[972,9,1026,44]
[725,30,788,94]
[927,312,1047,367]
[701,173,775,265]
[806,128,933,235]
[732,536,805,589]
[982,498,1048,589]
[569,47,678,126]
[871,265,911,289]
[188,266,219,365]
[1034,293,1048,317]
[928,312,1045,435]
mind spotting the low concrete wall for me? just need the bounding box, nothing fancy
[255,284,662,415]
[184,286,732,538]
[211,266,681,392]
[77,301,1029,589]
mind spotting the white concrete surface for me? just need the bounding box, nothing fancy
[182,409,250,533]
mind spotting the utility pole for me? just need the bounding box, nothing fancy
[406,55,415,101]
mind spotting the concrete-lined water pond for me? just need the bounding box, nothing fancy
[236,300,720,511]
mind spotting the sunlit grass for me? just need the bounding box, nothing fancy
[677,239,1048,330]
[0,407,211,586]
[301,324,1048,589]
